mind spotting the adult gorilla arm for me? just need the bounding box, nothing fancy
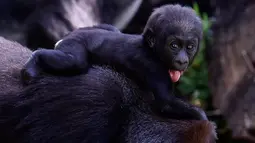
[0,37,217,142]
[124,109,217,143]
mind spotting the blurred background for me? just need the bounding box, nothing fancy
[0,0,254,142]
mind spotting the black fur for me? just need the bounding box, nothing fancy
[0,37,31,95]
[0,66,217,143]
[0,37,217,143]
[21,4,205,120]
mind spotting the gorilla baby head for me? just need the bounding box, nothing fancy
[143,4,203,82]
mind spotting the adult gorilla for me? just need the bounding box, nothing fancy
[0,37,216,142]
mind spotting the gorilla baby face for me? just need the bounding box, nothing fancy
[162,26,200,82]
[143,4,203,83]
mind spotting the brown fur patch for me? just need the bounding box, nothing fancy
[181,120,217,143]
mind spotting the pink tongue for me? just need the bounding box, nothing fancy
[169,70,181,82]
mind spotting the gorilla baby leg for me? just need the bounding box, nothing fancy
[21,40,88,82]
[164,96,208,120]
[93,24,121,33]
[147,73,207,120]
[154,86,207,120]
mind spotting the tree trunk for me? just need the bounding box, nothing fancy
[208,0,255,141]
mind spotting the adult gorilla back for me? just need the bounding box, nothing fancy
[0,37,216,143]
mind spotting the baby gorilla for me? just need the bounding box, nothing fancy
[21,4,205,120]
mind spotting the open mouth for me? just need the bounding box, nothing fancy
[168,70,184,82]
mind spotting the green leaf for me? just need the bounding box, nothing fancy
[176,3,211,100]
[193,2,201,17]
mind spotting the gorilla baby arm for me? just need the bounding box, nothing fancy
[21,4,207,120]
[22,24,121,77]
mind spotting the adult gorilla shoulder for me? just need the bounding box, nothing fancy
[0,37,217,143]
[0,37,31,95]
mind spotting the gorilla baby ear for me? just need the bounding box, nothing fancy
[144,28,156,48]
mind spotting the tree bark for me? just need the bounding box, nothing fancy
[208,0,255,141]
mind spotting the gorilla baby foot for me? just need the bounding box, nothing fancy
[21,52,42,85]
[21,67,40,83]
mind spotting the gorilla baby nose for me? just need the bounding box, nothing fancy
[174,59,188,70]
[176,58,188,65]
[174,54,189,70]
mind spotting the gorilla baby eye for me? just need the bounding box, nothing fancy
[187,44,195,49]
[170,42,179,49]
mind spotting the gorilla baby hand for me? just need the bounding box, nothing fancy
[153,97,208,121]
